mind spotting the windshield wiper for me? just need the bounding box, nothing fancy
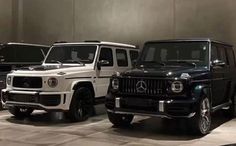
[140,61,165,66]
[167,60,197,67]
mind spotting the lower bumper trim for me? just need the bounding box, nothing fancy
[107,109,196,119]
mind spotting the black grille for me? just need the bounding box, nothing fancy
[13,77,42,88]
[7,94,61,106]
[119,77,168,96]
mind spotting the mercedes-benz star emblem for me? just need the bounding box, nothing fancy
[136,80,147,93]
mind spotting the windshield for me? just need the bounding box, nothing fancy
[139,41,209,67]
[0,44,48,64]
[45,45,97,64]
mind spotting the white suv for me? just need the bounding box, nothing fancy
[1,41,138,121]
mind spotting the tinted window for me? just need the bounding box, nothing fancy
[218,46,227,64]
[140,42,209,67]
[226,48,236,67]
[130,50,139,62]
[99,47,113,66]
[116,49,128,67]
[0,45,47,63]
[211,45,218,61]
[45,45,97,64]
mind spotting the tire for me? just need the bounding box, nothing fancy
[66,87,94,122]
[8,106,34,119]
[107,111,134,127]
[189,97,211,135]
[227,94,236,118]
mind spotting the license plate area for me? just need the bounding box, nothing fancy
[123,98,157,108]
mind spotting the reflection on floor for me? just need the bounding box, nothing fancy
[0,105,235,146]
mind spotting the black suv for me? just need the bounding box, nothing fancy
[0,43,49,109]
[106,39,236,135]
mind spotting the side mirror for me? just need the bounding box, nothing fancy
[97,60,110,70]
[212,60,225,68]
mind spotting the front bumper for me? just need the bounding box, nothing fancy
[106,93,198,119]
[1,89,72,111]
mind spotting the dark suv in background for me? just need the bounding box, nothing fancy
[0,43,49,109]
[106,39,236,135]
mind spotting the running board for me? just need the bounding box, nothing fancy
[212,102,231,112]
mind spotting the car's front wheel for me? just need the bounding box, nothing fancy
[65,87,94,122]
[8,106,34,118]
[107,111,134,127]
[189,97,211,135]
[227,94,236,118]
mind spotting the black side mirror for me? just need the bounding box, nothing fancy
[97,60,110,70]
[212,60,225,68]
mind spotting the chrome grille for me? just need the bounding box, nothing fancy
[119,77,168,95]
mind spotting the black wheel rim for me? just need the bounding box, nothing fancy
[199,98,211,134]
[77,90,93,119]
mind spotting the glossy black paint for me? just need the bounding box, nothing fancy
[106,39,236,119]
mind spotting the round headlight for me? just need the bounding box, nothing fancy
[6,76,11,85]
[48,77,58,88]
[112,78,119,90]
[171,81,183,93]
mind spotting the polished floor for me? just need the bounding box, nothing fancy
[0,105,235,146]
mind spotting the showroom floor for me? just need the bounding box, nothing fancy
[0,105,235,146]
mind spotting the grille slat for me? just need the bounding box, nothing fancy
[119,78,167,96]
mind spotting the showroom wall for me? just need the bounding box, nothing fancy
[0,0,13,43]
[4,0,236,47]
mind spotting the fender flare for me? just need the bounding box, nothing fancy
[192,84,211,104]
[72,81,95,98]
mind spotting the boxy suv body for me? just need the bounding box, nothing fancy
[2,41,138,121]
[106,39,236,135]
[0,43,49,109]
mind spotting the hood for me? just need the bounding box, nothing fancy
[121,66,209,79]
[18,65,82,71]
[9,64,94,76]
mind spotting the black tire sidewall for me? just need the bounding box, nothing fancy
[190,97,211,135]
[67,87,93,122]
[107,111,134,126]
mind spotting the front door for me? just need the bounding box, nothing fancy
[95,47,115,97]
[211,44,227,107]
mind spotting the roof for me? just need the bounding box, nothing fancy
[5,42,50,48]
[53,41,136,48]
[145,38,233,47]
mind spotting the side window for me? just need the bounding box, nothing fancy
[211,45,218,61]
[218,47,228,64]
[99,47,113,66]
[226,48,236,67]
[116,49,128,67]
[130,50,139,62]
